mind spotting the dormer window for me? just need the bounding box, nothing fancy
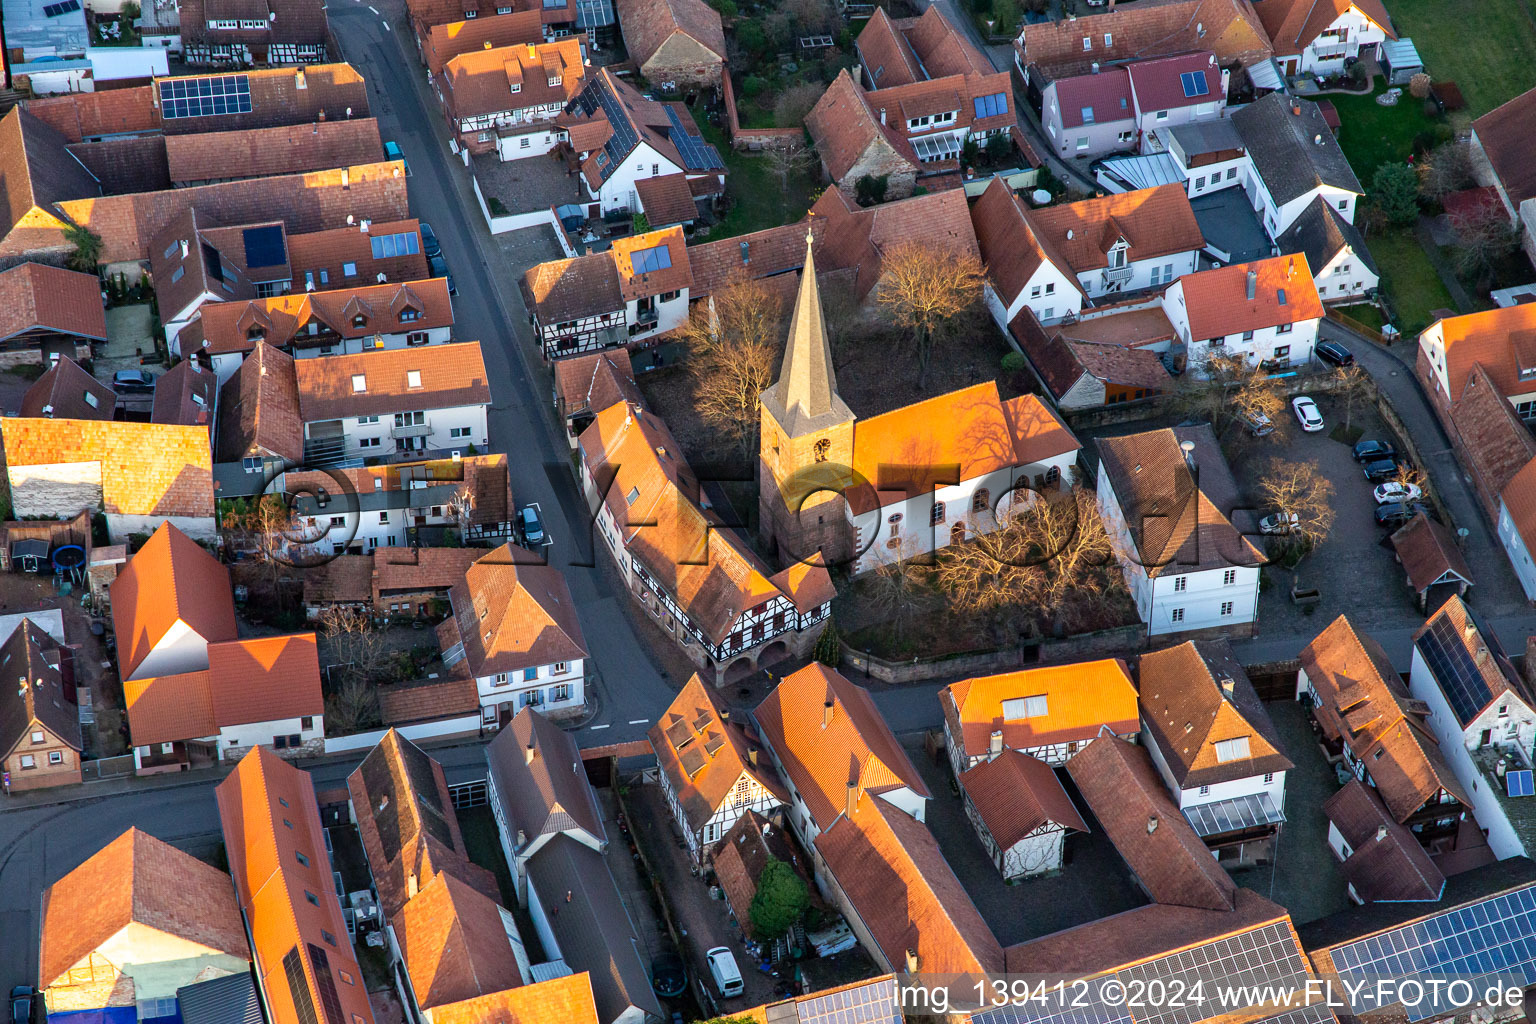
[1108,241,1128,268]
[352,314,367,328]
[510,80,521,93]
[247,325,265,341]
[399,306,421,322]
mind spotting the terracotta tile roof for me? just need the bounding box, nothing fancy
[164,119,384,185]
[560,112,614,153]
[215,341,303,464]
[857,8,923,88]
[124,670,219,746]
[1074,339,1173,391]
[424,11,545,75]
[0,263,107,345]
[753,663,929,833]
[572,71,722,190]
[295,340,489,421]
[215,747,376,1024]
[0,619,78,756]
[615,0,725,67]
[485,707,607,843]
[1176,253,1322,339]
[1125,50,1226,111]
[1390,513,1474,595]
[804,69,918,183]
[960,748,1088,848]
[713,810,809,939]
[1019,0,1273,77]
[109,522,236,680]
[902,6,993,78]
[522,251,623,323]
[971,178,1072,305]
[395,870,522,1009]
[634,173,699,227]
[610,227,692,300]
[1054,66,1134,128]
[284,218,430,290]
[1298,615,1472,822]
[1255,0,1393,55]
[66,135,172,195]
[1096,423,1263,574]
[1322,780,1444,903]
[843,381,1078,516]
[1029,185,1205,274]
[1137,639,1293,789]
[1412,596,1532,728]
[0,108,102,264]
[767,559,840,613]
[443,37,587,122]
[301,554,373,606]
[152,358,217,426]
[1425,303,1536,400]
[444,543,587,677]
[648,675,788,834]
[941,659,1139,760]
[208,634,324,726]
[686,220,826,300]
[553,351,641,419]
[430,973,600,1024]
[56,160,411,266]
[578,401,823,644]
[200,278,454,357]
[23,88,160,142]
[378,670,481,726]
[812,184,981,300]
[1449,363,1536,517]
[38,828,247,992]
[1067,736,1238,910]
[1500,458,1536,563]
[1474,86,1536,206]
[813,791,1003,974]
[375,546,485,594]
[19,357,115,420]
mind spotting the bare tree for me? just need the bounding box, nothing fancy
[772,83,823,128]
[446,485,475,540]
[1256,458,1336,562]
[1408,72,1433,99]
[317,606,390,683]
[683,276,785,457]
[1331,363,1376,432]
[222,493,296,585]
[861,535,934,646]
[325,674,381,734]
[763,141,818,219]
[876,242,986,386]
[1418,140,1475,202]
[1450,202,1519,285]
[1229,366,1286,439]
[1176,353,1282,437]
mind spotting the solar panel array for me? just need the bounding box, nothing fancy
[242,225,287,269]
[1328,885,1536,1022]
[666,107,724,171]
[370,231,421,259]
[1121,922,1310,1024]
[1414,612,1493,726]
[1180,71,1209,98]
[585,78,639,182]
[970,983,1135,1024]
[632,244,672,275]
[796,978,899,1024]
[974,92,1008,118]
[1508,770,1535,797]
[43,0,81,17]
[160,74,252,119]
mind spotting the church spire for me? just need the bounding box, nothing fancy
[761,228,853,438]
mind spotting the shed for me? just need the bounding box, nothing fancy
[1380,38,1424,86]
[1390,512,1473,613]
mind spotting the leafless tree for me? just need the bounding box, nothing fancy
[861,535,935,646]
[1256,458,1337,562]
[222,493,296,586]
[325,674,381,734]
[683,276,785,458]
[1450,202,1519,285]
[1417,140,1476,202]
[772,83,823,128]
[1408,72,1433,99]
[876,242,986,386]
[446,485,475,538]
[317,606,390,683]
[1331,363,1376,432]
[1176,353,1283,437]
[763,141,819,219]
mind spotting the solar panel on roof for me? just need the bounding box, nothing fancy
[42,0,81,17]
[1509,769,1534,797]
[242,225,287,269]
[159,74,251,120]
[1415,613,1495,726]
[665,106,724,172]
[1328,885,1536,1021]
[1119,922,1310,1024]
[974,92,1008,119]
[1181,71,1209,98]
[632,244,672,275]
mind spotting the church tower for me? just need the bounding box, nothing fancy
[758,230,857,565]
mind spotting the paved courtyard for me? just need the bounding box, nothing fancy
[1258,701,1352,925]
[474,150,588,216]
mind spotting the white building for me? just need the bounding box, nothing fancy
[648,674,788,863]
[438,36,587,161]
[958,748,1087,880]
[1040,51,1229,161]
[1254,0,1396,76]
[1498,464,1536,601]
[1162,255,1323,373]
[1232,93,1363,239]
[294,341,491,465]
[1096,425,1263,637]
[1276,196,1380,303]
[1138,640,1292,866]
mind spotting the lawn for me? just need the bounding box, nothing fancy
[1330,86,1446,183]
[1385,0,1536,117]
[696,117,818,240]
[1334,302,1387,332]
[1368,228,1456,335]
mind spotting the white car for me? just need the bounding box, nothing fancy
[1374,481,1424,505]
[705,947,743,998]
[1291,396,1325,432]
[1259,512,1300,535]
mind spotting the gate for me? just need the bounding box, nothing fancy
[82,754,135,781]
[449,779,487,808]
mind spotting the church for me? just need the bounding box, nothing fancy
[757,232,1084,577]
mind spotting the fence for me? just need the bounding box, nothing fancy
[1325,306,1388,345]
[82,754,135,781]
[449,779,488,808]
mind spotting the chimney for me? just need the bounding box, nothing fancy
[524,742,536,765]
[1291,100,1301,116]
[720,708,730,723]
[905,949,919,974]
[989,729,1003,756]
[1147,814,1159,834]
[516,827,527,848]
[1092,61,1100,74]
[1180,439,1196,474]
[851,64,862,87]
[484,39,493,48]
[823,700,834,728]
[1245,267,1257,300]
[879,107,887,125]
[1375,824,1389,842]
[845,779,858,817]
[528,42,538,58]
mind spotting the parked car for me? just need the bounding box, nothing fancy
[1353,439,1396,462]
[1260,512,1300,535]
[705,947,743,999]
[429,253,456,295]
[1374,481,1424,504]
[1291,395,1325,432]
[519,503,546,547]
[1244,410,1275,437]
[112,369,155,393]
[419,221,442,259]
[1363,458,1406,482]
[650,953,687,999]
[10,987,32,1024]
[1315,340,1354,366]
[383,140,409,174]
[1375,501,1434,528]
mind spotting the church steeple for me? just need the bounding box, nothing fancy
[760,229,854,439]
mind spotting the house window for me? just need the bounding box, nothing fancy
[407,370,422,389]
[1242,330,1254,341]
[1081,107,1096,125]
[1031,285,1042,299]
[30,730,43,745]
[1263,772,1275,784]
[1214,736,1251,762]
[1223,569,1237,585]
[493,672,508,686]
[296,851,310,867]
[1076,137,1090,151]
[1155,110,1168,121]
[1082,36,1092,50]
[306,890,320,906]
[553,662,568,674]
[1173,576,1187,592]
[451,426,472,439]
[301,716,313,730]
[1277,323,1293,334]
[19,755,35,769]
[242,456,263,474]
[359,437,381,449]
[322,930,338,947]
[408,332,429,346]
[1199,784,1210,795]
[931,502,946,525]
[1045,283,1055,295]
[1220,601,1233,615]
[520,690,543,708]
[1171,608,1184,623]
[343,262,357,277]
[1195,176,1206,189]
[1273,346,1290,361]
[483,706,497,724]
[551,683,572,701]
[48,750,62,765]
[1227,167,1237,179]
[1104,32,1112,45]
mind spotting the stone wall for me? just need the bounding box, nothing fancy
[840,622,1147,684]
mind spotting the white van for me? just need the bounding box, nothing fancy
[705,947,743,998]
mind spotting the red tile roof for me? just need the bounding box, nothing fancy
[1175,253,1323,339]
[199,278,454,356]
[753,663,930,833]
[1125,51,1225,112]
[164,119,385,185]
[395,871,523,1010]
[430,974,600,1024]
[1424,303,1536,400]
[960,748,1088,848]
[1501,458,1536,565]
[615,0,725,67]
[1053,66,1134,129]
[812,185,981,300]
[901,6,993,78]
[20,357,115,420]
[295,341,490,421]
[942,660,1139,760]
[424,11,545,75]
[857,8,923,88]
[804,70,919,183]
[443,37,587,121]
[1390,512,1474,595]
[1019,0,1273,77]
[1323,779,1444,902]
[971,178,1075,305]
[553,351,642,419]
[151,358,217,426]
[1028,184,1205,274]
[110,522,237,680]
[1256,0,1394,55]
[1474,86,1536,206]
[0,263,108,345]
[443,542,587,676]
[1450,363,1536,519]
[284,218,430,289]
[215,341,303,464]
[610,226,693,299]
[634,173,699,227]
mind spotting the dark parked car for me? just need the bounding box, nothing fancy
[112,369,155,393]
[11,987,32,1024]
[518,502,545,547]
[650,953,687,999]
[1316,340,1354,366]
[1363,458,1406,482]
[428,253,455,296]
[1353,439,1396,462]
[419,221,441,259]
[1375,501,1433,528]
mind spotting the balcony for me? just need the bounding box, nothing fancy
[1101,265,1135,289]
[1310,41,1349,59]
[635,307,659,326]
[391,421,433,439]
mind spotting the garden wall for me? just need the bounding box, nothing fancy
[469,176,578,256]
[721,70,804,152]
[839,622,1146,683]
[324,712,482,754]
